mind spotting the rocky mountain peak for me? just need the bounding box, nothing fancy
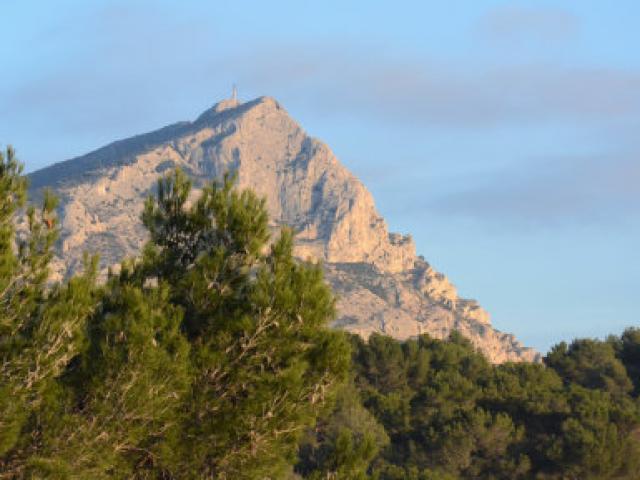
[210,97,240,113]
[28,96,540,363]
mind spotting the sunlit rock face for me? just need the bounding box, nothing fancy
[29,96,540,363]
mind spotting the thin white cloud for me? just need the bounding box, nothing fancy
[3,8,638,135]
[477,5,580,43]
[427,153,640,227]
[226,46,640,127]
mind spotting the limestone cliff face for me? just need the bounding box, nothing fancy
[29,96,539,363]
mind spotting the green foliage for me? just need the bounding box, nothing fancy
[296,331,640,479]
[0,146,97,470]
[611,327,640,395]
[1,162,349,478]
[139,170,350,478]
[297,384,389,479]
[28,278,192,478]
[2,148,639,480]
[546,339,633,396]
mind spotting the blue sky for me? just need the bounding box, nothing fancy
[2,0,639,352]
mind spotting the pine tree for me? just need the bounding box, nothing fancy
[140,170,350,478]
[23,269,191,478]
[1,162,349,478]
[296,383,389,479]
[0,147,97,475]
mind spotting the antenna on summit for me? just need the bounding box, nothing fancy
[231,84,238,102]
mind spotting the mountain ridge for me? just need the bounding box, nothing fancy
[28,96,540,363]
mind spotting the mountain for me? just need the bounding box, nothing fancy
[28,96,539,363]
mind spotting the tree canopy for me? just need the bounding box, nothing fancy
[0,155,349,479]
[297,331,640,479]
[1,147,639,480]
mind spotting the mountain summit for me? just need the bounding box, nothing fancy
[28,96,539,363]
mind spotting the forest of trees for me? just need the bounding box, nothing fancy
[1,146,639,479]
[300,331,640,479]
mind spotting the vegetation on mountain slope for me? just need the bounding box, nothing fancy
[1,147,639,479]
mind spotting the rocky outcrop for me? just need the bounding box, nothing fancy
[326,261,532,363]
[28,96,539,363]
